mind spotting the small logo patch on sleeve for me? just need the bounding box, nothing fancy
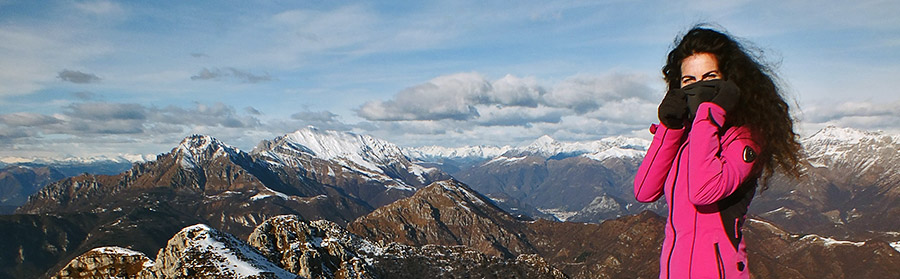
[743,146,757,163]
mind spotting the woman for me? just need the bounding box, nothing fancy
[633,26,802,278]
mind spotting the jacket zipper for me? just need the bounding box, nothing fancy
[714,243,725,279]
[666,142,689,279]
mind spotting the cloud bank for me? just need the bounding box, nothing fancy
[355,72,661,146]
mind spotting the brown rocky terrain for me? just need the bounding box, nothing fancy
[52,214,567,279]
[348,179,538,258]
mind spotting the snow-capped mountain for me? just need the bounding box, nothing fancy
[405,134,649,163]
[252,127,449,207]
[404,144,512,161]
[174,134,246,170]
[801,126,900,185]
[751,126,900,237]
[0,154,155,165]
[254,127,409,173]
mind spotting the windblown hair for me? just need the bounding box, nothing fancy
[662,25,803,187]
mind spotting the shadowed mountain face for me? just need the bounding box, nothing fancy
[0,165,66,214]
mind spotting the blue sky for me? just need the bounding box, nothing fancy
[1,0,899,160]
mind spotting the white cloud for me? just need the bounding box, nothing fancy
[474,105,565,127]
[357,72,492,121]
[543,73,656,113]
[800,101,900,133]
[490,74,546,107]
[354,71,661,146]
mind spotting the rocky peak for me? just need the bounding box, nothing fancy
[349,179,536,258]
[247,215,378,279]
[144,224,298,279]
[174,134,245,170]
[53,247,153,279]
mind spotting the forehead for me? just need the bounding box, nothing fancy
[681,53,719,75]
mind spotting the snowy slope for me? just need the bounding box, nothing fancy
[155,224,298,278]
[801,126,900,184]
[175,134,245,170]
[406,134,649,163]
[253,127,442,190]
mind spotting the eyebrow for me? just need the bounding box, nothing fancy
[700,70,720,79]
[682,70,720,81]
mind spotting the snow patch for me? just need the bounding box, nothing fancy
[183,224,296,279]
[583,146,644,161]
[800,234,866,247]
[484,156,526,165]
[538,208,579,222]
[91,246,145,257]
[250,189,289,201]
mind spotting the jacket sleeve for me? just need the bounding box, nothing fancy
[634,123,685,203]
[686,102,760,205]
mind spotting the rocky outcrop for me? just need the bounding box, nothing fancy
[349,179,537,258]
[53,247,152,279]
[247,216,377,279]
[139,224,298,279]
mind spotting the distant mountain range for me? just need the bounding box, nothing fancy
[2,126,899,278]
[406,134,657,222]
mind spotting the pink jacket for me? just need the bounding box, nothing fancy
[634,103,760,279]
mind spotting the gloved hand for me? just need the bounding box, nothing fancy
[657,88,687,129]
[711,79,741,114]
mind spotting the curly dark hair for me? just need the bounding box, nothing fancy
[662,25,803,187]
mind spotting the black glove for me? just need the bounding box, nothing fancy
[711,79,741,114]
[683,80,718,118]
[683,79,742,117]
[657,88,687,129]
